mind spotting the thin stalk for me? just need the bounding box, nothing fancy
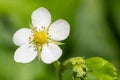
[58,68,62,80]
[53,61,63,80]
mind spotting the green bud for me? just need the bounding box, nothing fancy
[69,57,85,66]
[73,65,86,77]
[69,57,87,79]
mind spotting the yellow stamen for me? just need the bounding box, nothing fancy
[33,30,48,46]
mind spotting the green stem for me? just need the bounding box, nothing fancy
[53,61,63,80]
[58,71,62,80]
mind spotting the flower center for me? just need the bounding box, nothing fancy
[33,29,48,46]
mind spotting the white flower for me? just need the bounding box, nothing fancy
[13,7,70,64]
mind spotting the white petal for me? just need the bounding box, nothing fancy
[14,44,37,63]
[13,28,32,46]
[41,43,62,64]
[31,7,51,29]
[48,19,70,41]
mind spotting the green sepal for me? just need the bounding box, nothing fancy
[50,40,64,45]
[37,46,41,60]
[29,22,34,29]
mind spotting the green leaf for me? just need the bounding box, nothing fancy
[86,57,118,80]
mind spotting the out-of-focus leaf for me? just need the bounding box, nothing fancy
[86,57,118,80]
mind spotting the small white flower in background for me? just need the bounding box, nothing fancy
[13,7,70,64]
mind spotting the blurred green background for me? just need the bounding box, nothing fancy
[0,0,120,80]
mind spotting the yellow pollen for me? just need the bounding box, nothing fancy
[33,30,48,45]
